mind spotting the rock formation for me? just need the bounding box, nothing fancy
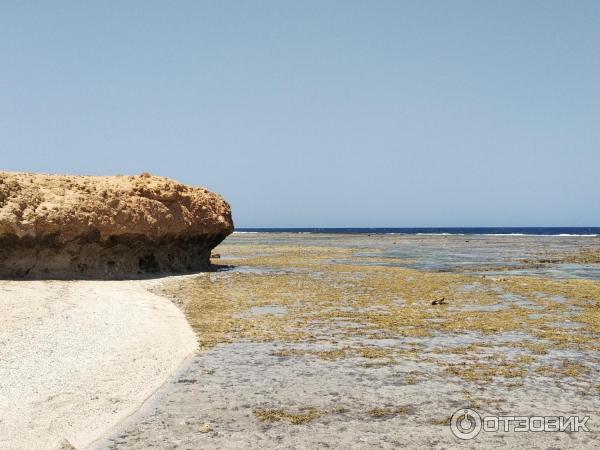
[0,172,233,279]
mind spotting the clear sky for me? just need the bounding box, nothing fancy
[1,1,598,227]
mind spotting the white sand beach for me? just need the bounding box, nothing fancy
[0,279,197,450]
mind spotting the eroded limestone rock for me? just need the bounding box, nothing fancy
[0,172,233,278]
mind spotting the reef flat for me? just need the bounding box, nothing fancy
[100,233,600,449]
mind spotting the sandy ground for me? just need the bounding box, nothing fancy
[0,279,197,450]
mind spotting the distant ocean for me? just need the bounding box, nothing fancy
[235,227,600,236]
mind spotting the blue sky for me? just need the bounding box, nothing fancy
[1,1,599,227]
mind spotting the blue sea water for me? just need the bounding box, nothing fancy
[235,227,600,236]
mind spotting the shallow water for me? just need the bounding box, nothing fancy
[226,233,600,280]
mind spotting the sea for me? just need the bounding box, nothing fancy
[235,227,600,236]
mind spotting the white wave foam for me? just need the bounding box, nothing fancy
[415,233,462,236]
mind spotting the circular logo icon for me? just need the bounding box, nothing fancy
[450,408,482,440]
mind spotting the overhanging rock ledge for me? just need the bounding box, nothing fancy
[0,172,234,278]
